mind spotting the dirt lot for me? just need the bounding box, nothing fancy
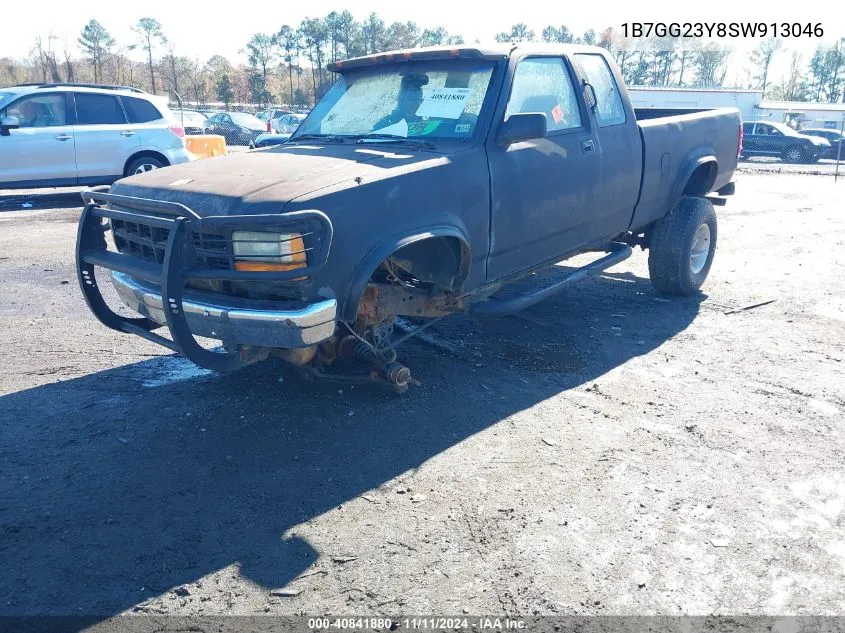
[1,171,843,622]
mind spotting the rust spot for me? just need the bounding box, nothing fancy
[356,284,381,327]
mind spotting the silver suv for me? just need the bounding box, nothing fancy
[0,83,194,188]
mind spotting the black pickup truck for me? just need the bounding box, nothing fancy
[76,44,741,391]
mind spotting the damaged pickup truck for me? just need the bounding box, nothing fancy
[76,44,741,392]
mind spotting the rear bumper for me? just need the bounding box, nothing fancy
[165,146,194,165]
[111,272,337,348]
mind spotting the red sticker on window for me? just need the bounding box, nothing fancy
[551,104,564,124]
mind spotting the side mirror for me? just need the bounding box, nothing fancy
[1,115,20,136]
[583,80,598,113]
[498,113,547,145]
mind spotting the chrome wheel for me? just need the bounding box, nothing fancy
[134,163,159,174]
[690,223,711,275]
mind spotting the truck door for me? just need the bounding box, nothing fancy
[486,55,600,280]
[572,52,643,237]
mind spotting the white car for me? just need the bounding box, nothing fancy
[0,83,194,188]
[271,112,306,134]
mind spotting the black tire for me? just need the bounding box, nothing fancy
[126,156,166,176]
[782,145,805,164]
[648,196,717,296]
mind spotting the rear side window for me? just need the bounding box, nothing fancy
[742,123,754,134]
[121,96,162,123]
[575,53,626,127]
[75,93,127,125]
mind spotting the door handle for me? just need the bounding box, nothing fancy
[582,139,595,153]
[120,130,136,137]
[55,134,72,141]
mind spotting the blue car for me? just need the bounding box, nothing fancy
[251,132,291,148]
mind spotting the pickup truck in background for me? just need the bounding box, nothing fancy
[76,44,741,392]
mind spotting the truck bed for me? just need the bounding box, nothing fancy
[629,107,741,232]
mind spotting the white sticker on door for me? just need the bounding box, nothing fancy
[415,88,471,120]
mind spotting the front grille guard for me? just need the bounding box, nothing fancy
[75,186,334,372]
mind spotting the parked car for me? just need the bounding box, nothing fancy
[740,121,830,163]
[253,131,291,148]
[75,44,740,392]
[174,109,210,135]
[257,108,292,122]
[203,111,266,145]
[271,112,306,134]
[0,82,193,188]
[800,127,844,160]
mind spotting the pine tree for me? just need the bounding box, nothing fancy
[78,20,115,84]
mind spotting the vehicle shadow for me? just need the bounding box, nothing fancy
[0,272,702,620]
[0,189,83,212]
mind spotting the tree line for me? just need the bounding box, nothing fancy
[1,14,843,108]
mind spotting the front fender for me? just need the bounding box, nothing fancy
[340,225,471,322]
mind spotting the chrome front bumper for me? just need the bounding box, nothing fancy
[111,271,337,348]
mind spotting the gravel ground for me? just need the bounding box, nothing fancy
[0,172,843,623]
[738,157,844,176]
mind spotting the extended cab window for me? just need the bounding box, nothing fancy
[122,96,162,123]
[575,53,626,127]
[505,57,582,132]
[1,94,67,128]
[75,93,127,125]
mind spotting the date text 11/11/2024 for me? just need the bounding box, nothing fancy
[621,22,824,38]
[307,618,527,630]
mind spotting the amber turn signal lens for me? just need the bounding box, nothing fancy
[233,261,306,272]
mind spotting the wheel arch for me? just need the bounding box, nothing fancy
[671,154,718,207]
[340,226,471,322]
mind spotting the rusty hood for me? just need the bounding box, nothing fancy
[108,143,445,216]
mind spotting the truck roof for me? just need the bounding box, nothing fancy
[326,43,606,72]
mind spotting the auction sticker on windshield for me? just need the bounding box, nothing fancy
[416,87,471,119]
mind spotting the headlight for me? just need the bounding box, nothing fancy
[232,231,306,272]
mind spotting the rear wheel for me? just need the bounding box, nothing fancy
[126,156,165,176]
[782,145,805,163]
[648,196,717,296]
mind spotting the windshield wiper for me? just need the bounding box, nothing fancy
[288,133,349,143]
[352,134,436,150]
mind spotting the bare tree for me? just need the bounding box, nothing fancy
[750,37,783,94]
[693,42,731,87]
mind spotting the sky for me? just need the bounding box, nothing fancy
[2,0,840,88]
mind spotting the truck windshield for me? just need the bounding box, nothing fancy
[292,59,497,142]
